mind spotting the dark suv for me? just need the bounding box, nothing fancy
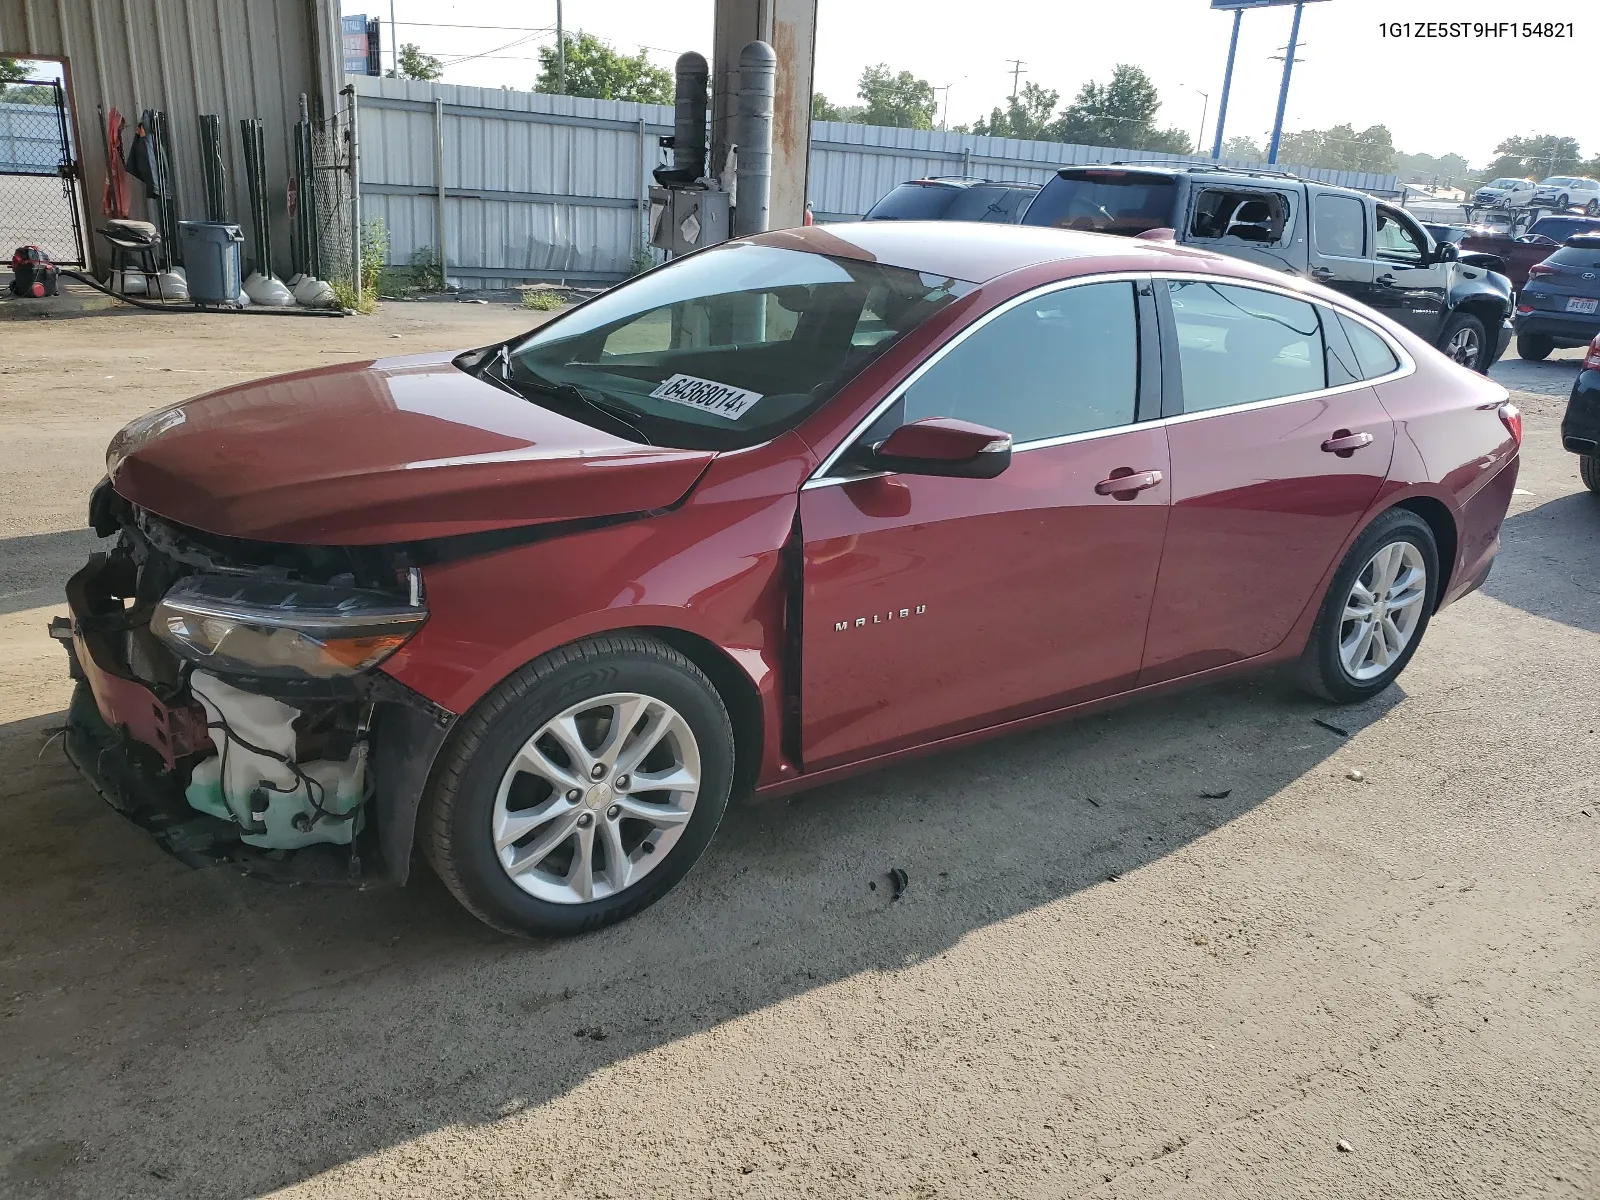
[864,178,1039,224]
[1515,234,1600,360]
[1021,165,1514,372]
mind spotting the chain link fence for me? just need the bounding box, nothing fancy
[308,104,355,289]
[0,83,85,265]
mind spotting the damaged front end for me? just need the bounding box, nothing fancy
[53,481,455,883]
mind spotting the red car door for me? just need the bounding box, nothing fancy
[1139,279,1397,685]
[799,279,1171,769]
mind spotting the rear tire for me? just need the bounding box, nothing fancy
[1298,508,1440,705]
[1438,312,1490,373]
[1581,454,1600,495]
[1587,200,1600,217]
[421,634,734,938]
[1517,333,1554,361]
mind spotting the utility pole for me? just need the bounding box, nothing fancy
[1211,7,1241,159]
[556,0,566,94]
[933,83,953,131]
[1006,59,1026,102]
[389,0,397,78]
[1266,1,1306,165]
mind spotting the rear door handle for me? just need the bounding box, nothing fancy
[1095,469,1163,497]
[1310,266,1335,279]
[1321,431,1374,455]
[1377,273,1397,285]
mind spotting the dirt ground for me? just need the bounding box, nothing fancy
[1,289,1597,1199]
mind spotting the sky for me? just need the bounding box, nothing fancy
[347,0,1597,167]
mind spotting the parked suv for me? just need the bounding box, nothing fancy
[1514,233,1600,360]
[1471,177,1536,209]
[1459,215,1600,292]
[864,178,1039,224]
[1021,165,1514,372]
[1530,177,1600,215]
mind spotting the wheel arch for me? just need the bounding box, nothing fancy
[643,626,765,800]
[1388,493,1458,608]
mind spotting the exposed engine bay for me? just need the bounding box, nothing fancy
[53,482,452,882]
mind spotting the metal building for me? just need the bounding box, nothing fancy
[0,0,344,276]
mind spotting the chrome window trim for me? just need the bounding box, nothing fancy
[801,268,1415,492]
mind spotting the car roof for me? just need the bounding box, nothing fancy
[748,221,1281,286]
[893,177,1040,191]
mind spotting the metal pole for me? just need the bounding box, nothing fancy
[636,118,648,265]
[555,0,566,93]
[434,96,447,285]
[343,83,361,302]
[389,0,398,77]
[1211,8,1241,160]
[1267,2,1304,166]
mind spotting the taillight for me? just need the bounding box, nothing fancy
[1516,303,1534,314]
[1527,262,1557,278]
[1585,335,1600,371]
[1498,401,1522,447]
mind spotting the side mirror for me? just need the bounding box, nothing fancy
[865,417,1013,480]
[1432,239,1460,263]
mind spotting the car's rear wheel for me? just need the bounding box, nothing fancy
[1438,312,1489,372]
[1581,453,1600,495]
[1299,508,1440,704]
[1517,333,1554,361]
[1588,200,1600,217]
[421,634,734,938]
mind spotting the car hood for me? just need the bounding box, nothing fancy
[107,351,715,545]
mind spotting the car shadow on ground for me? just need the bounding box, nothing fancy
[0,529,103,616]
[1483,489,1600,633]
[0,668,1400,1199]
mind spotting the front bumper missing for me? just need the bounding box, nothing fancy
[54,553,458,884]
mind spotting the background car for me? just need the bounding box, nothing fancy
[1515,233,1600,359]
[863,177,1040,224]
[1560,332,1600,493]
[1459,215,1600,293]
[1471,177,1536,209]
[59,224,1522,937]
[1530,177,1600,215]
[1422,222,1498,247]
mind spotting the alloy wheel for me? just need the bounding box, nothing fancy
[492,692,701,904]
[1339,542,1428,681]
[1445,325,1481,367]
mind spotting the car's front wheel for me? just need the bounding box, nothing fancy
[1588,199,1600,217]
[1438,312,1489,372]
[421,634,734,937]
[1299,508,1440,704]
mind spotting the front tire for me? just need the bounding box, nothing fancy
[1517,333,1554,361]
[1587,199,1600,217]
[1581,454,1600,495]
[1438,312,1490,372]
[421,634,734,938]
[1298,508,1440,704]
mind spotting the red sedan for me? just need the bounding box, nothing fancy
[59,222,1521,936]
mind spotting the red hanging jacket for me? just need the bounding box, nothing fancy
[102,108,130,219]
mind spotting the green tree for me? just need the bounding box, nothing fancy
[535,31,673,103]
[855,64,937,130]
[1052,64,1189,152]
[1276,124,1394,174]
[0,56,49,103]
[1480,134,1582,182]
[973,82,1060,140]
[1394,149,1470,185]
[1220,134,1264,161]
[392,43,443,82]
[811,92,864,123]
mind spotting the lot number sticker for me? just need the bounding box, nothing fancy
[649,374,764,420]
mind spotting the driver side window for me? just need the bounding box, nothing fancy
[1376,210,1424,264]
[862,281,1140,449]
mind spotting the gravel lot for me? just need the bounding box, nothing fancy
[1,292,1596,1199]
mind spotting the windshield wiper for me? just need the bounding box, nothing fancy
[513,368,654,446]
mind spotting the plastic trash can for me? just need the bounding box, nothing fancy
[177,221,244,305]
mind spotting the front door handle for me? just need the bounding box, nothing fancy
[1321,431,1374,455]
[1095,469,1163,498]
[1310,266,1335,279]
[1377,273,1397,285]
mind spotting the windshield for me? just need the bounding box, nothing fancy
[502,243,974,450]
[1541,178,1575,187]
[866,184,963,220]
[1022,170,1178,236]
[1488,178,1524,188]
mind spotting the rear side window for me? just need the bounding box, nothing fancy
[1338,313,1401,380]
[1168,281,1326,411]
[1190,188,1290,245]
[1021,171,1177,235]
[892,281,1140,444]
[1313,194,1366,257]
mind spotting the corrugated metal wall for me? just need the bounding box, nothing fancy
[355,77,1400,289]
[354,77,671,288]
[808,121,1400,221]
[0,0,340,277]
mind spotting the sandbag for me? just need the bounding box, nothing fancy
[243,270,294,307]
[291,274,338,308]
